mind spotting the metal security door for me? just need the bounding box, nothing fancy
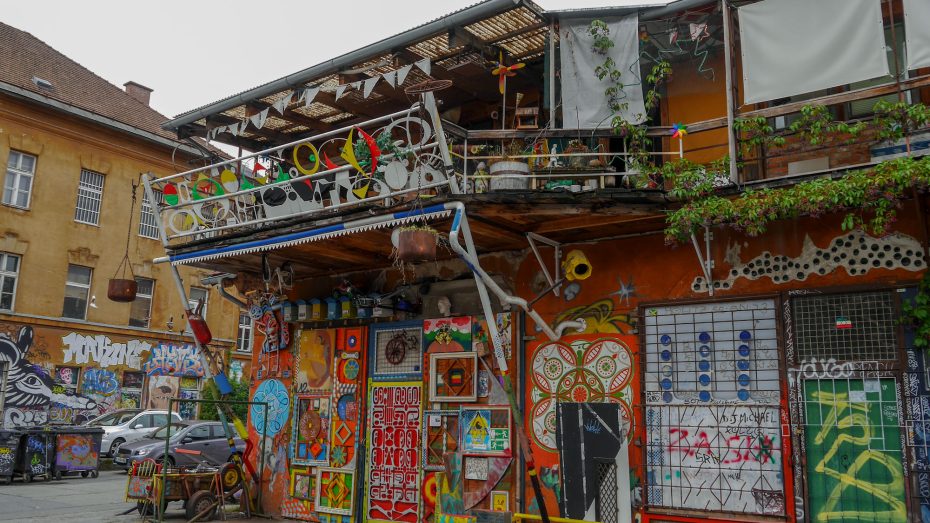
[803,378,906,523]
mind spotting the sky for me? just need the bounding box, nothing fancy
[2,0,666,120]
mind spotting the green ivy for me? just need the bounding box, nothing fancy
[873,100,930,142]
[787,105,866,145]
[664,155,930,243]
[901,271,930,349]
[733,117,786,155]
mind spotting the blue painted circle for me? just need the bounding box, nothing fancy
[738,344,751,357]
[737,389,750,401]
[660,334,672,346]
[660,350,672,361]
[699,332,711,343]
[738,374,751,386]
[662,391,674,403]
[660,378,673,390]
[699,374,711,386]
[250,379,290,438]
[698,360,711,371]
[699,345,711,358]
[699,390,711,402]
[737,360,751,371]
[347,335,358,349]
[740,330,752,341]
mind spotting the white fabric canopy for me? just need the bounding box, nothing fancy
[559,14,645,129]
[739,0,890,104]
[904,0,930,70]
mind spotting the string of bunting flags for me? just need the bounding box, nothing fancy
[207,58,432,140]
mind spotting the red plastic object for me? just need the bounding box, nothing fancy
[187,311,213,345]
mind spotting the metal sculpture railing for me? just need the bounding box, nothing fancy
[142,93,456,247]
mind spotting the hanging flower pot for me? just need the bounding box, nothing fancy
[394,226,438,262]
[107,278,138,302]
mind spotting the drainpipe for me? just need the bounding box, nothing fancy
[201,272,248,310]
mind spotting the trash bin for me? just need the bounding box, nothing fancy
[52,426,103,479]
[0,429,21,484]
[15,428,54,482]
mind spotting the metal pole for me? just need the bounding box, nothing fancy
[549,21,557,127]
[722,0,739,183]
[886,0,911,155]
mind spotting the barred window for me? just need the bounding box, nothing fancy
[74,169,104,225]
[139,189,163,239]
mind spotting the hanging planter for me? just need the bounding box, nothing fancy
[108,183,140,302]
[393,225,438,262]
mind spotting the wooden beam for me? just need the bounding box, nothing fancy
[532,212,665,234]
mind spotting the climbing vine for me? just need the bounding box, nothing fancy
[663,156,930,243]
[901,271,930,349]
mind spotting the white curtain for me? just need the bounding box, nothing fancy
[559,14,646,129]
[904,0,930,70]
[739,0,890,104]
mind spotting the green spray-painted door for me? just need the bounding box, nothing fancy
[803,378,906,523]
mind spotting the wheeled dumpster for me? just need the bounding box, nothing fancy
[0,429,21,484]
[52,426,103,480]
[15,428,54,482]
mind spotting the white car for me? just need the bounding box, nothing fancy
[85,409,182,456]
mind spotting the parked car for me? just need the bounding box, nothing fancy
[85,409,182,456]
[114,421,246,471]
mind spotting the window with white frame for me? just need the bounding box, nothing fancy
[139,189,163,239]
[236,313,254,353]
[62,264,92,319]
[185,286,208,334]
[0,252,20,311]
[74,170,105,225]
[3,151,36,208]
[129,277,155,328]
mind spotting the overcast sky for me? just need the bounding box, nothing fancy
[3,0,666,119]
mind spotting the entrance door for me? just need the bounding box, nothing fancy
[803,378,907,522]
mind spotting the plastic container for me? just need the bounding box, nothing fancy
[0,429,21,484]
[15,429,54,482]
[51,426,104,479]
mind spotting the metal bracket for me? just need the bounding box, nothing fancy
[690,225,715,296]
[527,232,562,297]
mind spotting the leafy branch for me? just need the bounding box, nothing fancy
[901,271,930,349]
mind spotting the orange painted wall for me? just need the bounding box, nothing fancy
[664,53,729,164]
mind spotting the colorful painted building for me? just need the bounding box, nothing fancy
[0,22,250,428]
[153,0,930,522]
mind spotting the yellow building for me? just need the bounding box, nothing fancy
[0,22,249,428]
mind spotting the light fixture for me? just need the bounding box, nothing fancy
[562,250,592,281]
[89,296,98,309]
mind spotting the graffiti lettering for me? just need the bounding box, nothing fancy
[81,367,120,396]
[61,333,151,369]
[142,343,205,377]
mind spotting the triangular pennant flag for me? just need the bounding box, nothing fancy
[381,70,397,87]
[304,86,320,107]
[363,76,380,98]
[414,58,431,75]
[396,64,413,86]
[335,84,348,100]
[350,80,362,92]
[272,92,294,115]
[249,108,269,130]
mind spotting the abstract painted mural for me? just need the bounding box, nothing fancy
[366,381,422,523]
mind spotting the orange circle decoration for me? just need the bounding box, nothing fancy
[422,472,438,509]
[293,142,321,176]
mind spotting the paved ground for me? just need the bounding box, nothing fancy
[0,469,284,522]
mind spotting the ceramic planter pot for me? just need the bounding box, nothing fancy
[397,229,437,262]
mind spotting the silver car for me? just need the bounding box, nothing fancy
[114,421,246,470]
[85,409,182,456]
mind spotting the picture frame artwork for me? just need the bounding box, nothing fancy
[460,405,512,456]
[429,352,478,402]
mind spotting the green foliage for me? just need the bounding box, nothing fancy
[664,156,930,243]
[901,271,930,349]
[873,100,930,142]
[199,377,250,423]
[787,105,866,145]
[353,132,407,178]
[733,117,786,157]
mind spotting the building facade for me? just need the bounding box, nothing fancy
[0,22,250,428]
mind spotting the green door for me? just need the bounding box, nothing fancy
[803,378,906,523]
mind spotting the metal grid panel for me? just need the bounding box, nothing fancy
[138,189,163,239]
[792,291,898,361]
[372,326,422,380]
[596,461,619,523]
[74,169,104,225]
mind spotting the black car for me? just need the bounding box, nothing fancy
[114,420,246,470]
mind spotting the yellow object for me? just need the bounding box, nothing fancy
[562,249,592,281]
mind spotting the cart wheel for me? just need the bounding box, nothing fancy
[0,476,10,485]
[80,471,88,478]
[90,470,98,479]
[54,470,62,481]
[136,501,154,516]
[22,472,31,483]
[185,490,217,521]
[219,462,243,492]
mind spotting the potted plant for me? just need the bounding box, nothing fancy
[564,139,591,169]
[489,140,531,191]
[394,225,439,262]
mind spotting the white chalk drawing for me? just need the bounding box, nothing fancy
[62,333,152,369]
[693,230,926,292]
